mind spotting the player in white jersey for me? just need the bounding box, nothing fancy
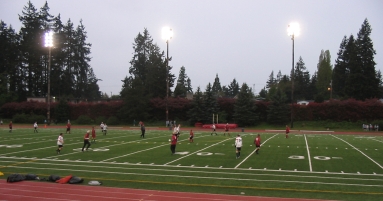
[235,134,242,159]
[100,122,105,133]
[56,133,64,154]
[33,122,38,133]
[173,124,181,139]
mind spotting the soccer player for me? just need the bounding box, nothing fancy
[91,126,96,143]
[254,134,261,154]
[82,130,91,152]
[66,120,71,134]
[33,122,38,133]
[224,123,230,136]
[189,129,194,143]
[140,122,145,138]
[211,124,217,135]
[56,133,64,154]
[170,133,177,155]
[103,124,108,135]
[100,122,105,133]
[285,125,290,138]
[174,124,181,139]
[235,134,242,159]
[9,121,12,133]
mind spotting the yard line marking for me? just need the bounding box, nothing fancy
[304,134,313,172]
[234,134,278,169]
[101,135,209,162]
[0,134,125,156]
[372,139,383,143]
[331,134,383,169]
[164,137,233,165]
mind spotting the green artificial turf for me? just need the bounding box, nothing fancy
[1,127,382,201]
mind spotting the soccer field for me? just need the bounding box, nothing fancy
[1,127,383,200]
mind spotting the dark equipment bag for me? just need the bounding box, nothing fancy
[7,174,26,183]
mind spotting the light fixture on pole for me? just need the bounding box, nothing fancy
[162,27,173,125]
[287,22,300,128]
[45,31,53,125]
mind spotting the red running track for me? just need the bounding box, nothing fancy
[0,180,335,201]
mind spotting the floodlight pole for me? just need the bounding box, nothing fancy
[166,39,169,124]
[291,33,294,128]
[45,31,53,125]
[48,46,51,124]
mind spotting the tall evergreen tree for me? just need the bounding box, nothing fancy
[293,57,310,100]
[174,66,189,97]
[266,71,275,89]
[0,1,100,103]
[333,36,348,98]
[187,87,205,124]
[118,77,150,122]
[233,83,257,126]
[0,21,21,103]
[316,50,332,99]
[212,74,222,96]
[203,83,219,123]
[354,19,379,99]
[334,19,380,100]
[227,78,239,98]
[128,28,173,99]
[19,1,45,97]
[267,88,289,125]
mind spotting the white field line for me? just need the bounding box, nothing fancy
[372,139,383,143]
[3,159,383,182]
[2,156,383,177]
[101,135,210,162]
[1,138,56,145]
[0,135,125,156]
[304,134,313,172]
[8,165,383,188]
[331,134,383,169]
[164,137,234,165]
[46,135,168,159]
[234,134,278,169]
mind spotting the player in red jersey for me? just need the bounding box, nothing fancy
[66,120,71,134]
[285,125,290,138]
[82,130,91,152]
[9,121,12,133]
[189,129,194,143]
[254,134,261,154]
[224,123,230,136]
[170,133,177,155]
[91,126,96,143]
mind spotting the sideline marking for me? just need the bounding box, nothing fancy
[6,165,383,189]
[304,134,313,172]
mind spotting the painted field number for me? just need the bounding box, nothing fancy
[289,155,342,160]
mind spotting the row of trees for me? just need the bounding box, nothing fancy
[1,2,381,126]
[260,19,381,102]
[0,1,101,106]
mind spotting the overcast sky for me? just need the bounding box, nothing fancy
[1,0,383,96]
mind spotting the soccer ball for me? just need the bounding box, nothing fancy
[168,139,171,141]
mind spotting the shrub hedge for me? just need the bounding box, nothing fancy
[1,98,382,124]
